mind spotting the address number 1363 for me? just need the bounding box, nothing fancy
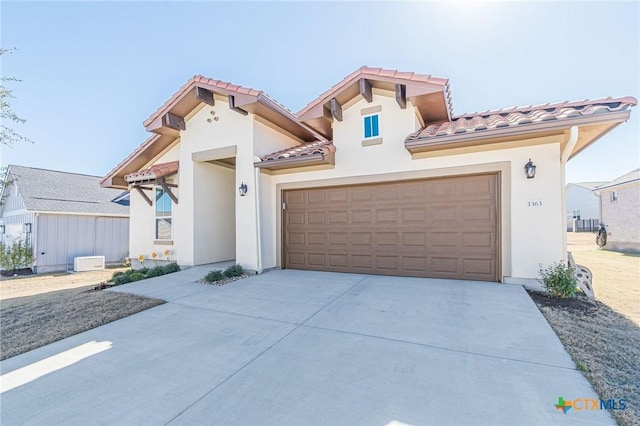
[528,200,543,207]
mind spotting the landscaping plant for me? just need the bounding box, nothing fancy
[204,270,224,283]
[538,261,578,298]
[108,262,181,286]
[224,264,245,278]
[0,234,34,274]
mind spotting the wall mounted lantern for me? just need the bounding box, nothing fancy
[524,159,536,179]
[0,225,5,234]
[24,223,32,233]
[238,182,248,197]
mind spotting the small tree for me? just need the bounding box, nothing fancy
[0,234,35,273]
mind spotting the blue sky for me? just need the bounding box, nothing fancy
[1,1,638,183]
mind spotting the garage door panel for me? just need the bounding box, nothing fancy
[375,209,399,223]
[283,174,498,281]
[307,211,326,225]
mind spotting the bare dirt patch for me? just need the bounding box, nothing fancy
[0,267,129,301]
[567,232,639,325]
[1,286,164,361]
[529,291,639,426]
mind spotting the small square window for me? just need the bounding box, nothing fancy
[364,114,379,139]
[611,191,618,202]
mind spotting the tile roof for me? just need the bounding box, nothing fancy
[125,161,179,183]
[144,75,297,127]
[297,66,453,118]
[406,96,637,142]
[260,140,336,161]
[6,165,129,216]
[595,167,640,190]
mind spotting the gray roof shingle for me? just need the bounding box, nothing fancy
[7,165,129,216]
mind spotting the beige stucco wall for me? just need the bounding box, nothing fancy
[193,162,236,264]
[258,91,566,281]
[600,183,640,252]
[129,144,180,265]
[129,96,303,268]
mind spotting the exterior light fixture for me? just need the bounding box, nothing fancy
[238,182,248,197]
[0,225,5,234]
[24,223,32,233]
[524,159,536,179]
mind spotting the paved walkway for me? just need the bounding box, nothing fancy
[0,268,613,425]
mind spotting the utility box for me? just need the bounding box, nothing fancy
[74,256,105,272]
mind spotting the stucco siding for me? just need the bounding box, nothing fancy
[600,183,640,252]
[253,119,301,158]
[258,92,565,281]
[193,162,235,264]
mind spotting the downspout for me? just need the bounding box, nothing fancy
[560,126,579,263]
[561,126,579,163]
[253,157,263,274]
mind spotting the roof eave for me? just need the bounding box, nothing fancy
[254,153,335,171]
[405,110,632,154]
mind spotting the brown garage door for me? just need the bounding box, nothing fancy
[283,173,499,281]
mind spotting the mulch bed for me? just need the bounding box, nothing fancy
[0,286,164,361]
[528,291,640,426]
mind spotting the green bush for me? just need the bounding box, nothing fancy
[224,264,245,278]
[538,261,578,298]
[113,273,134,285]
[0,234,35,273]
[146,265,166,278]
[138,267,149,276]
[109,271,126,282]
[163,263,181,274]
[129,271,146,281]
[205,270,224,283]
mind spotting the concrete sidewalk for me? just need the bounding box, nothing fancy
[0,269,613,425]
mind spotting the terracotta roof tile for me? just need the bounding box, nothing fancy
[260,140,336,162]
[144,75,269,127]
[406,96,637,143]
[125,161,179,183]
[297,66,453,118]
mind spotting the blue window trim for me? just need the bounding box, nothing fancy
[364,114,379,139]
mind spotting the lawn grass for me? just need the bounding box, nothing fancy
[1,286,164,361]
[527,233,640,426]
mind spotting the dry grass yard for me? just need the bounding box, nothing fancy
[529,232,639,426]
[0,266,129,301]
[1,286,164,361]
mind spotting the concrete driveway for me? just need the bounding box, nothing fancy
[1,268,613,425]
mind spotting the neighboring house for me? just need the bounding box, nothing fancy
[594,168,640,253]
[565,182,604,230]
[101,67,636,290]
[0,165,130,273]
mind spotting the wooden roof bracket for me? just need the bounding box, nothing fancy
[133,185,152,206]
[228,95,248,115]
[158,177,178,204]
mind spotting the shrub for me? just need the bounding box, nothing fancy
[129,271,146,282]
[146,266,166,278]
[109,271,126,282]
[138,267,149,276]
[0,234,35,273]
[224,264,245,278]
[205,270,224,283]
[113,273,134,286]
[538,261,578,298]
[163,263,181,274]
